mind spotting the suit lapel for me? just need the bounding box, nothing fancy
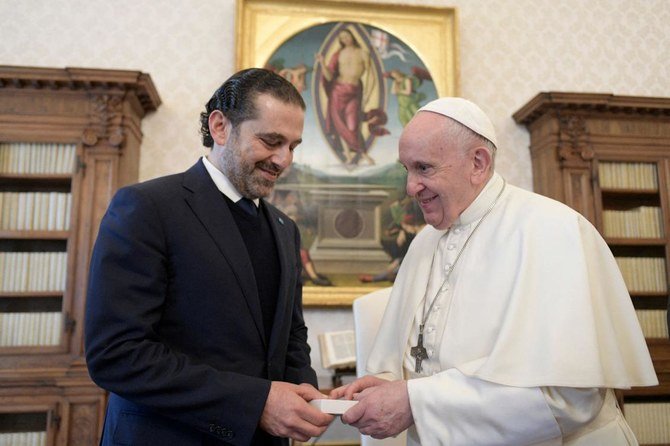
[264,202,292,357]
[182,161,266,346]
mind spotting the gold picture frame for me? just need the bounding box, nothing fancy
[236,0,459,306]
[236,0,459,96]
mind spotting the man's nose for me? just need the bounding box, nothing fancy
[273,145,293,169]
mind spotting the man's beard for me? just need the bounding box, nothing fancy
[222,146,281,199]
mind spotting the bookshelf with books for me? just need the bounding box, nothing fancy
[0,66,160,445]
[514,92,670,445]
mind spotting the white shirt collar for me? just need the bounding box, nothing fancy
[201,155,259,207]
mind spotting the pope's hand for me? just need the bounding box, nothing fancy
[341,379,413,439]
[329,375,386,400]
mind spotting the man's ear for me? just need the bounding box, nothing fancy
[208,110,231,146]
[471,147,493,185]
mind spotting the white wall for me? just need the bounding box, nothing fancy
[2,0,668,385]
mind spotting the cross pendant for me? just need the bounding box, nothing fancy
[410,328,429,373]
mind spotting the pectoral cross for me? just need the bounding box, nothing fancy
[410,325,429,373]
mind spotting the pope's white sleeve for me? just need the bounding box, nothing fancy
[373,372,395,381]
[541,387,605,436]
[407,369,563,445]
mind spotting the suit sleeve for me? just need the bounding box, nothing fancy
[282,222,318,387]
[84,186,269,446]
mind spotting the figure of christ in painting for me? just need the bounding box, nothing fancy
[316,28,377,166]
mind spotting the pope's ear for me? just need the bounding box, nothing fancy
[471,146,493,184]
[208,110,232,146]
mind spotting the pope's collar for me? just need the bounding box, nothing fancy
[202,155,259,207]
[452,172,504,228]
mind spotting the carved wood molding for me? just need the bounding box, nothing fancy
[557,113,594,167]
[0,65,161,114]
[0,66,160,148]
[83,95,125,147]
[512,92,670,126]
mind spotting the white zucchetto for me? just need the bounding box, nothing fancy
[419,97,498,148]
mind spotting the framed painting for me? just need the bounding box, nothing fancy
[236,0,459,305]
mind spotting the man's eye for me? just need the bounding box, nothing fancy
[262,138,281,147]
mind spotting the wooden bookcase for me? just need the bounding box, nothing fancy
[514,92,670,445]
[0,66,160,445]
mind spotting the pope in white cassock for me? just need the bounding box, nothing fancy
[331,97,658,445]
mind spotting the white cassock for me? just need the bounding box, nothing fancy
[366,172,658,446]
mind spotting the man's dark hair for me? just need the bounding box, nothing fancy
[199,68,306,148]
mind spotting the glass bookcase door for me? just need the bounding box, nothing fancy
[0,142,76,353]
[598,161,668,338]
[0,403,56,446]
[597,160,670,442]
[598,160,668,339]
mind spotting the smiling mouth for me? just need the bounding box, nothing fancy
[257,165,281,179]
[417,195,436,206]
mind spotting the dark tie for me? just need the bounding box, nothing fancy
[237,197,258,216]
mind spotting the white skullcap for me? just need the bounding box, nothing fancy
[418,97,498,147]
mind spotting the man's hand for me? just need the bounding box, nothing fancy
[341,379,413,439]
[260,381,334,442]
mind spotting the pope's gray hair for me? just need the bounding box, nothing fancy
[443,117,497,170]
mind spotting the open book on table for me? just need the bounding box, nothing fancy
[318,330,356,369]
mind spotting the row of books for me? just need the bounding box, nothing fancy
[625,402,670,444]
[635,310,669,338]
[0,142,75,175]
[0,312,62,347]
[602,206,663,238]
[0,192,72,231]
[0,252,67,292]
[615,257,667,293]
[598,162,658,190]
[0,432,46,446]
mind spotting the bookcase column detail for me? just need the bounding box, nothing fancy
[556,114,597,223]
[0,65,160,445]
[84,94,126,149]
[66,395,105,446]
[70,150,119,359]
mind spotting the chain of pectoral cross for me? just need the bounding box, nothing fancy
[410,179,506,373]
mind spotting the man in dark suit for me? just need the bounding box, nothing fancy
[85,68,334,445]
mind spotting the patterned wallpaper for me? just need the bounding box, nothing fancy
[2,0,668,190]
[1,0,668,383]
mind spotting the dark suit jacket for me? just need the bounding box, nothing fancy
[85,160,317,446]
